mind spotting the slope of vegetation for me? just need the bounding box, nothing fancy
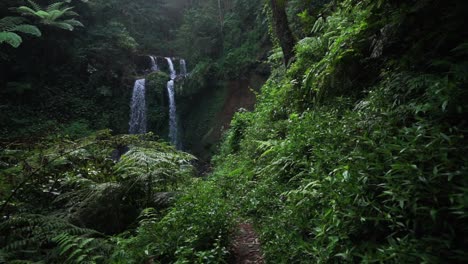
[211,0,468,262]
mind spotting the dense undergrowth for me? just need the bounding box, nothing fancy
[1,0,468,263]
[208,0,468,262]
[0,131,199,263]
[170,0,467,262]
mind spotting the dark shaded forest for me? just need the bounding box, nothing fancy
[1,0,467,263]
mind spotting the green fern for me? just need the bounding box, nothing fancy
[0,32,22,48]
[0,214,103,263]
[26,0,42,12]
[115,146,195,192]
[16,0,84,31]
[53,233,107,264]
[0,16,41,48]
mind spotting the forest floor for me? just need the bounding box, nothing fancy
[230,222,264,264]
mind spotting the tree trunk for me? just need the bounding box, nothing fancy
[269,0,295,66]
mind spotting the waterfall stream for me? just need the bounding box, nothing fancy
[150,56,158,71]
[129,79,147,134]
[129,56,185,147]
[165,57,179,147]
[166,57,177,80]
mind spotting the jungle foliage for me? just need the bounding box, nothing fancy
[1,0,467,263]
[211,0,468,262]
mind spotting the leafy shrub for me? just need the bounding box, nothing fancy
[0,131,197,262]
[112,179,234,263]
[61,120,93,139]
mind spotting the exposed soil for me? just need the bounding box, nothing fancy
[205,73,266,148]
[230,222,265,264]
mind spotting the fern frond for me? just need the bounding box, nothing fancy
[46,2,65,13]
[0,17,26,31]
[11,25,41,36]
[1,214,104,263]
[0,32,22,48]
[48,9,71,21]
[62,19,83,28]
[27,0,42,12]
[45,21,73,31]
[65,10,80,17]
[15,6,40,18]
[53,233,109,264]
[15,1,84,32]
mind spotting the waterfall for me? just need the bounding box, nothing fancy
[180,59,187,77]
[165,57,179,147]
[127,57,185,146]
[167,79,178,146]
[150,56,158,71]
[129,79,147,134]
[166,57,176,80]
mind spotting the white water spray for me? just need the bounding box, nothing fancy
[166,57,176,80]
[165,57,179,147]
[150,56,158,71]
[129,79,147,134]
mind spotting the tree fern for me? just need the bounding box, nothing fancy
[15,0,84,31]
[115,146,195,192]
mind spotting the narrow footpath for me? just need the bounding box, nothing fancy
[230,222,264,264]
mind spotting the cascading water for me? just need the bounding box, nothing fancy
[167,79,178,146]
[166,57,177,80]
[150,56,158,71]
[165,57,179,147]
[180,59,187,77]
[128,56,186,146]
[129,79,147,134]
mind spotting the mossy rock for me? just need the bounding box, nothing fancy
[145,71,170,140]
[69,183,139,235]
[146,71,170,96]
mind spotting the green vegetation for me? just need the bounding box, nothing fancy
[211,0,468,262]
[1,0,467,263]
[0,16,41,48]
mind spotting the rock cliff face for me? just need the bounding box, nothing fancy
[201,73,265,160]
[178,71,267,162]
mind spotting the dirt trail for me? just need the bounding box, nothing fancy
[230,222,265,264]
